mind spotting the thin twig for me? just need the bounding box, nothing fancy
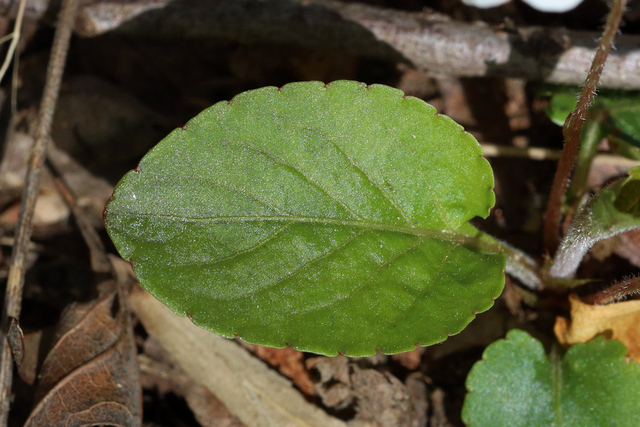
[481,143,640,171]
[0,0,80,424]
[0,0,26,85]
[543,0,627,256]
[51,175,112,275]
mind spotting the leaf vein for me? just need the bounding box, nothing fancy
[325,138,411,223]
[291,235,429,316]
[167,222,293,267]
[232,141,362,219]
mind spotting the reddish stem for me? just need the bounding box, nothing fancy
[543,0,627,256]
[583,276,640,305]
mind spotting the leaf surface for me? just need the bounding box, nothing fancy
[105,80,504,356]
[462,330,640,427]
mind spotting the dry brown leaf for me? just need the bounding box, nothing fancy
[554,293,640,363]
[244,344,315,395]
[390,348,423,371]
[24,291,141,426]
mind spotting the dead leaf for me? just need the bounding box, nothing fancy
[129,285,349,427]
[24,291,141,426]
[554,293,640,363]
[243,344,315,395]
[391,348,423,371]
[17,327,55,385]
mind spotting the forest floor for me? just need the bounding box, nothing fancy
[1,0,640,426]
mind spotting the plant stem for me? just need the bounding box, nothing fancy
[0,0,79,424]
[568,110,608,202]
[582,276,640,305]
[543,0,627,256]
[463,228,542,291]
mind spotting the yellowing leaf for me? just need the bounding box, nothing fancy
[554,293,640,363]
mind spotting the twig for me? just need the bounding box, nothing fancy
[0,0,26,85]
[481,143,640,171]
[0,0,80,424]
[3,0,640,88]
[51,175,112,276]
[543,0,627,256]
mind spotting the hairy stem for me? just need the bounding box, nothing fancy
[568,110,608,202]
[582,276,640,305]
[543,0,627,256]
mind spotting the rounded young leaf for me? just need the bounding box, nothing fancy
[463,330,640,426]
[104,81,504,356]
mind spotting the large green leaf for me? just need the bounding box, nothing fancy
[104,80,504,356]
[463,329,640,426]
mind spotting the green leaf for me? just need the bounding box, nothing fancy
[462,330,640,427]
[543,85,640,149]
[600,95,640,148]
[545,89,578,126]
[104,80,504,356]
[551,166,640,278]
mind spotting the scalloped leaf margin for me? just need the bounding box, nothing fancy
[463,329,640,426]
[105,80,505,356]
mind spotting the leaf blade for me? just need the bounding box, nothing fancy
[105,80,504,356]
[463,330,640,427]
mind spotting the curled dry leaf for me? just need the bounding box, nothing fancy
[24,290,141,426]
[554,293,640,363]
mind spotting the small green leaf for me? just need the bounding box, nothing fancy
[543,85,640,149]
[104,80,504,356]
[551,166,640,278]
[546,89,578,126]
[600,96,640,148]
[462,330,640,427]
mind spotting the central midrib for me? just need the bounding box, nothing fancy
[114,211,469,241]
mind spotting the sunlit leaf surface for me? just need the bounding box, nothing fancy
[105,81,504,356]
